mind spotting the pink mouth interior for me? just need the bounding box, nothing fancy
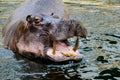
[46,41,83,62]
[46,41,82,62]
[55,41,73,52]
[47,41,74,56]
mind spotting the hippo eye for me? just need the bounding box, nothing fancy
[26,15,33,23]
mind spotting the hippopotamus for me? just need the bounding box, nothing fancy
[2,0,87,62]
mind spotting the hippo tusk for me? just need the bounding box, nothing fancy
[48,32,56,55]
[73,36,80,51]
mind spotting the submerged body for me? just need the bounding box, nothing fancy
[2,0,87,62]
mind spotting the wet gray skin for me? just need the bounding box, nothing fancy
[15,15,87,62]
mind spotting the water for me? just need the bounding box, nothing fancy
[0,0,120,80]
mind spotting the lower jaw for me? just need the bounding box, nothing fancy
[46,41,83,62]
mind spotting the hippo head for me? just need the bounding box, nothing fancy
[16,15,87,62]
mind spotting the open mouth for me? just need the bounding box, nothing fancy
[46,39,83,62]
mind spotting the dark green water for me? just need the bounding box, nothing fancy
[0,0,120,80]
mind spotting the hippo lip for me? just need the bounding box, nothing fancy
[46,40,84,62]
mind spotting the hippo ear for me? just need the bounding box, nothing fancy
[26,15,33,23]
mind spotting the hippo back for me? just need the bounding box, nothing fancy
[11,0,68,21]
